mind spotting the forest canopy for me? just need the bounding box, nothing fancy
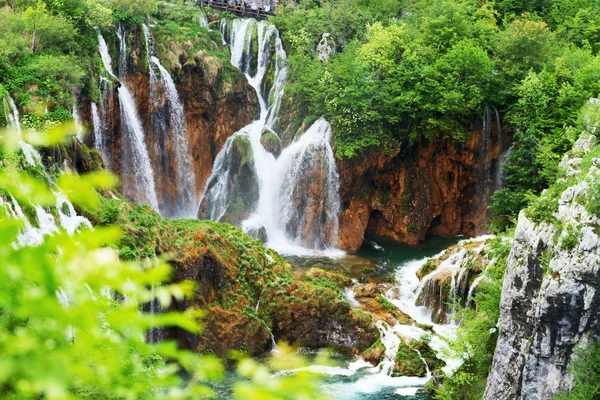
[272,0,600,231]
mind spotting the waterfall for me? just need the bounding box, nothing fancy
[151,57,198,217]
[116,23,128,79]
[494,149,510,193]
[201,19,341,254]
[97,32,159,211]
[56,192,92,235]
[146,285,164,344]
[199,11,208,28]
[142,23,198,217]
[3,97,43,167]
[72,103,84,141]
[90,101,107,165]
[117,86,160,210]
[479,106,493,200]
[97,33,116,79]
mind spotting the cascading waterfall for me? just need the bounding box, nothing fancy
[3,97,43,167]
[72,103,84,141]
[151,59,198,217]
[116,23,128,79]
[141,24,198,217]
[90,101,108,164]
[494,149,510,192]
[199,11,208,28]
[97,32,159,211]
[56,192,93,235]
[202,18,341,253]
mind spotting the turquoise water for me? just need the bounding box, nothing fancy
[354,234,461,278]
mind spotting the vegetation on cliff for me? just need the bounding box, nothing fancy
[86,196,378,356]
[0,0,237,131]
[429,236,511,400]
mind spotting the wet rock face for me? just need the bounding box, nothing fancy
[337,124,503,250]
[260,129,281,157]
[484,133,600,400]
[284,141,338,248]
[198,134,260,225]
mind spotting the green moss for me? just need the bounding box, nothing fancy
[377,295,396,313]
[419,260,437,278]
[393,337,428,377]
[560,224,581,251]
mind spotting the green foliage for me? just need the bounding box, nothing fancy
[586,175,600,218]
[376,295,396,313]
[560,224,581,251]
[555,339,600,400]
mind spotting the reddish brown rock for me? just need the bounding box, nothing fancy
[337,128,503,250]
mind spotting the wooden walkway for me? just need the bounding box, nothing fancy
[197,0,275,21]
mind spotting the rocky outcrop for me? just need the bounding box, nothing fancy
[484,131,600,400]
[337,120,504,249]
[415,237,490,324]
[86,198,378,357]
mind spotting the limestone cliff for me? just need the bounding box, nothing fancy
[484,129,600,399]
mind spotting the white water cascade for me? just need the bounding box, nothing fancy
[72,103,84,141]
[152,57,198,217]
[3,97,43,167]
[199,11,208,28]
[97,32,159,211]
[202,19,341,254]
[142,23,198,217]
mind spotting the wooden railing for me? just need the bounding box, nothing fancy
[196,0,275,20]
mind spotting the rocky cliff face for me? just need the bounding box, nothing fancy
[337,122,504,250]
[484,131,600,400]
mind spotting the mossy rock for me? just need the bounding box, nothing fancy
[221,135,259,225]
[363,338,386,365]
[260,129,281,157]
[304,267,353,289]
[392,337,428,377]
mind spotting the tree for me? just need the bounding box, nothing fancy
[22,0,47,52]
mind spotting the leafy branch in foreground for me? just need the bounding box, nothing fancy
[0,124,326,399]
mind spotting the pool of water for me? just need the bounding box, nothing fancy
[286,234,460,280]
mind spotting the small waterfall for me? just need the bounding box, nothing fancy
[201,19,340,253]
[265,117,340,249]
[142,24,198,217]
[7,197,56,247]
[3,97,43,167]
[56,192,92,235]
[90,101,108,164]
[146,285,164,344]
[116,23,128,79]
[117,86,160,210]
[479,106,493,201]
[72,103,84,141]
[97,32,159,211]
[494,149,510,193]
[199,11,208,28]
[97,33,116,79]
[151,57,198,217]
